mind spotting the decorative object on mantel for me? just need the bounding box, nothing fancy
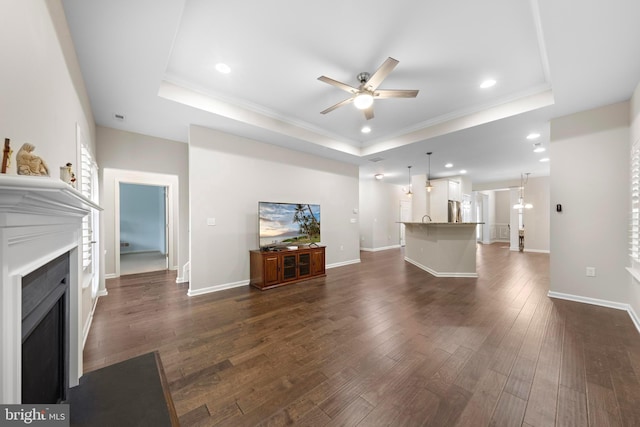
[16,143,49,176]
[60,162,76,188]
[2,138,12,174]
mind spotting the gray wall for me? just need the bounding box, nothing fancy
[359,179,410,251]
[188,125,360,294]
[0,0,97,340]
[494,190,511,224]
[96,126,189,278]
[550,101,629,303]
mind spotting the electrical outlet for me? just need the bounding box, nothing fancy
[206,218,216,226]
[586,267,596,277]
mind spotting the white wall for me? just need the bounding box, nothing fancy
[96,126,189,279]
[0,0,96,168]
[550,101,629,303]
[522,176,550,252]
[359,179,410,251]
[189,125,360,294]
[0,0,97,339]
[411,174,428,220]
[494,190,510,223]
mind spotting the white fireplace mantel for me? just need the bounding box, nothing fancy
[0,175,101,404]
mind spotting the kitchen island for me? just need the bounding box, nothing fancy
[401,222,482,278]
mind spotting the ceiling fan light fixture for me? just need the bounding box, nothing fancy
[361,126,371,134]
[354,93,374,110]
[374,173,384,180]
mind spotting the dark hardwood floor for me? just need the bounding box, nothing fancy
[84,244,640,426]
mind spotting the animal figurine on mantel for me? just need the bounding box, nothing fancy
[16,143,49,176]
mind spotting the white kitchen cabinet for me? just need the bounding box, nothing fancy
[448,180,461,202]
[429,178,462,222]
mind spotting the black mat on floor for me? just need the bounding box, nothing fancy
[67,352,178,427]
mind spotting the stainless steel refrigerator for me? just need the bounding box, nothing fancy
[448,200,461,223]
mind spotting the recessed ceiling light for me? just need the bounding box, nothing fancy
[361,126,371,134]
[540,157,550,162]
[480,79,496,89]
[527,133,541,140]
[459,170,467,174]
[215,63,231,74]
[445,163,453,168]
[533,145,546,153]
[374,173,384,180]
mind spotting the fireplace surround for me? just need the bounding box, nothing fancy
[0,175,101,404]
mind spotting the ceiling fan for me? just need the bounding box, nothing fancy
[318,57,419,120]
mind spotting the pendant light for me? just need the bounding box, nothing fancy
[426,152,434,192]
[406,166,413,198]
[513,173,533,209]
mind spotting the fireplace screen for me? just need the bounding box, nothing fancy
[21,252,69,404]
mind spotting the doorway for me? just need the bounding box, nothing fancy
[119,183,168,275]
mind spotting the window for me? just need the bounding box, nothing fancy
[80,143,96,270]
[630,139,640,274]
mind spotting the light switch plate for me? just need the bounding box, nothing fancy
[207,218,216,226]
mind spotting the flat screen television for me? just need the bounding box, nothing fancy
[259,202,321,249]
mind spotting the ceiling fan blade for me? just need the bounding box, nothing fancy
[320,97,354,114]
[375,89,419,99]
[318,76,359,94]
[363,57,399,91]
[364,106,374,120]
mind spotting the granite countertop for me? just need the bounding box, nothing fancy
[399,222,484,225]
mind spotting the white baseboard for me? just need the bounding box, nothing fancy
[548,291,640,334]
[326,259,361,269]
[524,248,550,254]
[404,257,478,278]
[82,294,101,349]
[629,306,640,334]
[104,273,117,279]
[97,289,108,297]
[187,279,249,297]
[176,261,190,284]
[360,245,401,252]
